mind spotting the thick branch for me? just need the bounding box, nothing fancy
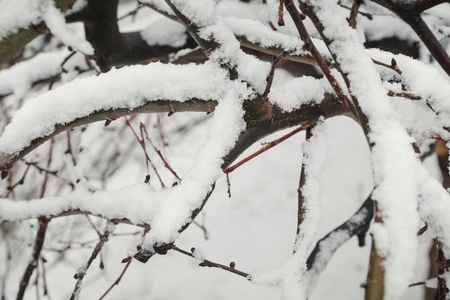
[0,99,217,172]
[416,0,449,12]
[0,0,77,68]
[370,0,450,76]
[299,2,370,136]
[164,0,219,54]
[307,194,374,270]
[1,95,353,232]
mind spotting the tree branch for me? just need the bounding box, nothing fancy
[307,194,374,271]
[0,0,78,68]
[0,99,217,173]
[16,217,50,300]
[369,0,450,76]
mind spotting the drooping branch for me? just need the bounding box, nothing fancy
[306,194,374,271]
[0,99,217,173]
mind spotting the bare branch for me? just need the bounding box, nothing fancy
[171,245,250,279]
[16,217,50,300]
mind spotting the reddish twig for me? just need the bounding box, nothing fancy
[140,122,182,181]
[98,259,132,300]
[278,0,285,26]
[126,119,166,188]
[224,126,304,173]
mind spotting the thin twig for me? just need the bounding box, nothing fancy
[126,119,166,188]
[16,217,50,300]
[278,0,285,26]
[338,1,373,20]
[387,90,421,100]
[5,164,30,198]
[69,222,114,300]
[40,138,55,198]
[284,0,356,118]
[141,123,182,181]
[171,245,249,278]
[66,131,77,166]
[40,257,51,300]
[98,259,132,300]
[262,51,290,101]
[225,126,304,174]
[372,58,403,75]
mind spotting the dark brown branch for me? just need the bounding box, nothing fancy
[16,217,50,300]
[436,243,449,300]
[2,95,354,242]
[369,0,450,76]
[299,2,370,136]
[307,194,374,270]
[416,0,448,13]
[296,127,312,239]
[284,1,348,105]
[262,51,290,101]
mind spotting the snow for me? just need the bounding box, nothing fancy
[0,0,449,299]
[0,61,250,156]
[41,1,93,55]
[0,49,70,96]
[251,119,329,300]
[141,17,187,47]
[0,0,44,41]
[269,76,333,112]
[0,0,93,55]
[312,2,422,299]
